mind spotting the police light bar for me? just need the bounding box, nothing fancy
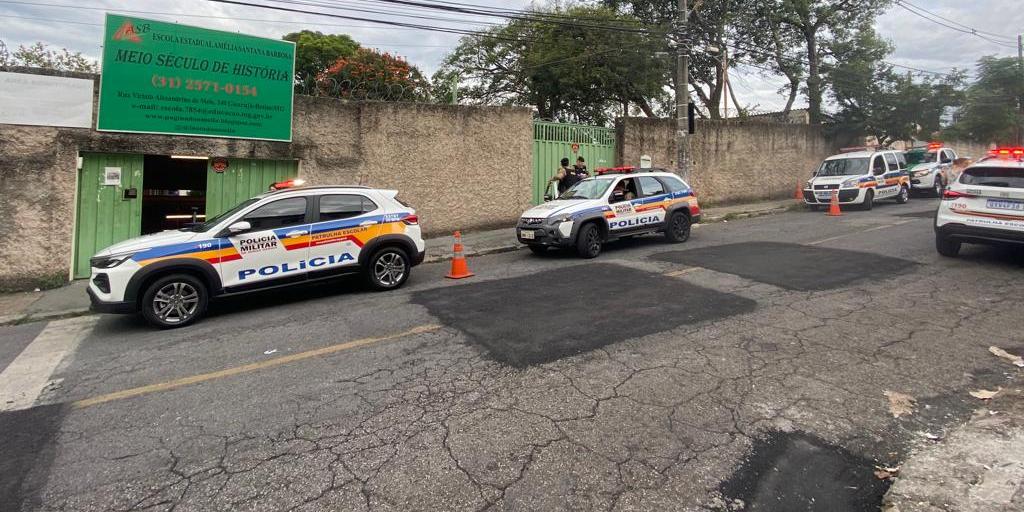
[987,147,1024,156]
[269,178,306,191]
[595,166,637,175]
[926,142,944,150]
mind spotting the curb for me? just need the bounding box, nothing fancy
[0,307,93,327]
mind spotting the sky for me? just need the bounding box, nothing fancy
[1,0,1023,113]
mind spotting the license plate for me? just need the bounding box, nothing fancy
[815,192,833,199]
[520,229,535,240]
[987,199,1024,211]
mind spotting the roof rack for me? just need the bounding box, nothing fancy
[594,166,667,175]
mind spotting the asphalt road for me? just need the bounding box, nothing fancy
[2,196,1022,511]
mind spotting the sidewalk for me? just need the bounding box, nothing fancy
[0,198,798,325]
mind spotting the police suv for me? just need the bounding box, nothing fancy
[935,147,1024,257]
[803,148,910,210]
[88,182,425,328]
[516,167,700,258]
[905,142,958,196]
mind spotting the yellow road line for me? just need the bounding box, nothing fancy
[72,324,442,409]
[664,267,703,277]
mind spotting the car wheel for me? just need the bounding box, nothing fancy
[862,190,874,211]
[140,274,208,329]
[575,223,602,259]
[664,211,692,243]
[896,186,909,204]
[933,177,945,197]
[366,247,410,290]
[528,244,548,256]
[935,233,961,257]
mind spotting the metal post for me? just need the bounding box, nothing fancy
[1018,35,1023,145]
[676,0,690,181]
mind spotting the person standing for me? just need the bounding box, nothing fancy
[550,157,579,195]
[574,156,589,179]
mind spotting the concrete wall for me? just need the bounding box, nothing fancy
[616,117,835,205]
[944,140,993,161]
[0,67,532,290]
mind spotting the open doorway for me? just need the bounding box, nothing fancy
[141,155,208,234]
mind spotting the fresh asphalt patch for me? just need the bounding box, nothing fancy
[410,263,756,367]
[718,431,889,512]
[0,404,66,511]
[652,242,917,291]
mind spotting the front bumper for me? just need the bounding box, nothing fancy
[87,286,135,314]
[516,224,574,247]
[936,223,1024,246]
[803,188,863,204]
[911,173,937,188]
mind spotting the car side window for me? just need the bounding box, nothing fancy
[318,194,378,222]
[872,156,886,176]
[243,197,308,231]
[895,152,907,171]
[884,153,898,171]
[941,150,954,164]
[610,178,637,203]
[660,175,689,193]
[637,176,667,197]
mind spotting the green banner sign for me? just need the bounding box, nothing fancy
[97,14,295,141]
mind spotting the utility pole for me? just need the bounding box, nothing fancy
[676,0,690,182]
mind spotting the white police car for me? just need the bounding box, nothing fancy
[803,148,910,210]
[935,148,1024,257]
[905,143,958,196]
[516,167,700,258]
[88,182,425,328]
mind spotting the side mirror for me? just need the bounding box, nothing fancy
[227,221,251,234]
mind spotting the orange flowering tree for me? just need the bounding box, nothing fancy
[316,48,430,102]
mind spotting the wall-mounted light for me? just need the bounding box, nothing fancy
[170,155,209,160]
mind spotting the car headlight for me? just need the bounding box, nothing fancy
[913,169,930,178]
[548,215,572,224]
[805,181,813,189]
[841,178,860,188]
[90,252,136,269]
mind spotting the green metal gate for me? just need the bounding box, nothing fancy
[73,153,145,278]
[532,121,615,204]
[205,158,299,218]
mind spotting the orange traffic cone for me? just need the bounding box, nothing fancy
[795,182,804,201]
[445,231,475,279]
[826,189,842,216]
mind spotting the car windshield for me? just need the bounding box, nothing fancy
[817,158,869,176]
[182,198,260,232]
[559,178,613,200]
[960,167,1024,188]
[905,150,937,165]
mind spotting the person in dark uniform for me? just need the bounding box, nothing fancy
[574,156,589,178]
[550,157,580,195]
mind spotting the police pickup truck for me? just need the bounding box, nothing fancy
[905,142,958,196]
[516,167,701,258]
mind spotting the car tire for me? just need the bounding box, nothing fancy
[862,190,874,211]
[933,177,945,197]
[575,223,602,259]
[935,233,961,257]
[664,211,692,243]
[896,186,909,204]
[140,273,208,329]
[365,246,410,290]
[527,244,548,256]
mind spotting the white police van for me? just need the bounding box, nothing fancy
[935,147,1024,257]
[803,148,910,210]
[516,167,701,258]
[87,182,425,328]
[905,143,958,196]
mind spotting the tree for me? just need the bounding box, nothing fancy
[316,48,430,102]
[945,57,1024,145]
[0,40,98,72]
[434,5,667,124]
[283,30,359,84]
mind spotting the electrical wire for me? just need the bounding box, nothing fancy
[896,0,1016,42]
[894,0,1018,49]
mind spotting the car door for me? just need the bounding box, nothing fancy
[871,155,891,197]
[884,152,901,196]
[634,176,671,231]
[306,193,382,279]
[219,196,312,290]
[607,177,644,233]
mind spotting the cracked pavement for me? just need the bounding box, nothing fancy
[2,197,1022,511]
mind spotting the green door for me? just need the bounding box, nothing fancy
[532,121,616,204]
[73,153,144,278]
[205,158,299,218]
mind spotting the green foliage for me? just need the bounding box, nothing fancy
[434,5,668,124]
[944,57,1024,145]
[0,40,98,72]
[316,48,430,102]
[283,30,359,82]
